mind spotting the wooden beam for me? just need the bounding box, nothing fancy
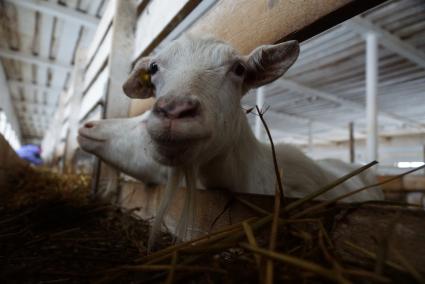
[189,0,353,53]
[8,0,99,29]
[347,17,425,70]
[0,48,73,72]
[94,0,136,200]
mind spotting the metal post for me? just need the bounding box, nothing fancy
[423,144,425,176]
[308,120,313,154]
[349,122,355,163]
[254,87,265,141]
[366,32,378,162]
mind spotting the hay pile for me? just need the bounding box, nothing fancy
[0,167,173,283]
[1,164,424,283]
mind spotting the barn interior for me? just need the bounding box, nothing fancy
[0,0,425,283]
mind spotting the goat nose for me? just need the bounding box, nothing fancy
[154,98,200,119]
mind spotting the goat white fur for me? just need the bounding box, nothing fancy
[78,36,384,247]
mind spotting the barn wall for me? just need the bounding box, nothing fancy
[0,62,21,142]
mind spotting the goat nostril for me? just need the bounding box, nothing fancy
[156,108,168,118]
[178,106,199,119]
[84,122,95,128]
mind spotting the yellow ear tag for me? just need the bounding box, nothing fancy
[139,70,152,87]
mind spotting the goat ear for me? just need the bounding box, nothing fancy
[122,57,155,98]
[244,40,299,89]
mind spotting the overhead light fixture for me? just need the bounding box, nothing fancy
[397,162,425,168]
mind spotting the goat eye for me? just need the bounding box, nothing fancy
[233,63,245,77]
[149,62,159,75]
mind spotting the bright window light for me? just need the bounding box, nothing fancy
[0,112,6,133]
[397,162,425,168]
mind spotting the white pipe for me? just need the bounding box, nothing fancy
[308,120,313,154]
[254,87,265,141]
[366,32,378,162]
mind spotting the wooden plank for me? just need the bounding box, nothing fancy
[404,176,425,191]
[83,27,112,92]
[79,67,108,120]
[128,97,155,117]
[133,0,202,59]
[85,0,114,67]
[379,175,425,191]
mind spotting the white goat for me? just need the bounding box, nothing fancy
[78,36,384,247]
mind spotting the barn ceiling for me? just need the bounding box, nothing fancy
[0,0,109,144]
[243,0,425,145]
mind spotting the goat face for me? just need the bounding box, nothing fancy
[123,36,299,167]
[77,113,166,184]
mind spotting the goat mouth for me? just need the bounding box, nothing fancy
[77,132,107,143]
[152,136,206,148]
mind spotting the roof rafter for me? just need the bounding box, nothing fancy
[0,49,73,72]
[346,17,425,69]
[9,80,65,94]
[270,128,332,144]
[8,0,99,29]
[11,82,61,95]
[276,79,425,130]
[265,109,365,140]
[268,109,365,136]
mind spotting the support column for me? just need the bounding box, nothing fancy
[423,144,425,176]
[366,32,378,162]
[254,87,265,141]
[308,120,313,155]
[349,122,355,163]
[95,0,136,201]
